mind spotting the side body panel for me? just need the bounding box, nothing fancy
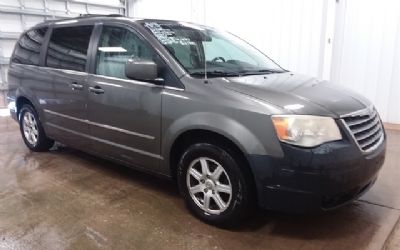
[39,68,90,150]
[37,23,95,150]
[85,21,165,172]
[7,64,49,121]
[7,24,92,151]
[86,74,163,171]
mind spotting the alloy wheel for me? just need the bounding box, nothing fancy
[186,157,232,214]
[22,111,39,146]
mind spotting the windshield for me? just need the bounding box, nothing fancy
[142,21,285,78]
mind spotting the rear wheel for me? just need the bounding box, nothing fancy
[19,104,54,151]
[177,142,254,227]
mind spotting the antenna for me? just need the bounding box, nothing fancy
[203,0,207,83]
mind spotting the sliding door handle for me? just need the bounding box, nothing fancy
[71,82,84,91]
[89,86,105,94]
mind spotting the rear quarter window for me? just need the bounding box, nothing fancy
[12,27,48,66]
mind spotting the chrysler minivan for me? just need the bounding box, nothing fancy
[7,15,386,226]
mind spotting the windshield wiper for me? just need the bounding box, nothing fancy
[190,70,241,78]
[240,69,288,75]
[190,69,287,78]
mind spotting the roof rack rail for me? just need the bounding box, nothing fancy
[41,14,126,24]
[78,14,124,18]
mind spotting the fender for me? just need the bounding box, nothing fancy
[8,64,44,122]
[162,111,270,168]
[15,90,42,120]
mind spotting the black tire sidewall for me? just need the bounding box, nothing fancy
[19,105,52,151]
[177,143,251,226]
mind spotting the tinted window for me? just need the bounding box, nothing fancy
[46,25,93,72]
[12,27,48,65]
[96,26,155,79]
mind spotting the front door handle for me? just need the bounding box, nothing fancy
[71,82,84,91]
[89,86,105,94]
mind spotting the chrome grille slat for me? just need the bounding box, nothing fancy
[351,115,380,134]
[363,134,384,152]
[346,113,377,127]
[341,106,384,153]
[355,124,381,141]
[359,130,383,148]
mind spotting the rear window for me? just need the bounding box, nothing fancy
[12,27,48,66]
[46,25,93,72]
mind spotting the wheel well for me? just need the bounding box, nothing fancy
[169,129,255,188]
[16,96,34,118]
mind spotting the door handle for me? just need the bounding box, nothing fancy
[71,82,84,91]
[89,86,105,94]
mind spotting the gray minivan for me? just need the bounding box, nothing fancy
[7,15,386,226]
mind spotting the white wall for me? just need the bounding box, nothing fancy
[132,0,327,78]
[204,0,328,79]
[132,0,400,124]
[132,0,193,22]
[331,0,400,124]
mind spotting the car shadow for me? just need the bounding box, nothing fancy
[50,143,179,196]
[45,143,382,242]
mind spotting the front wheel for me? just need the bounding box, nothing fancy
[177,142,254,227]
[19,104,54,152]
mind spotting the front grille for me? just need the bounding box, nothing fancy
[342,106,384,153]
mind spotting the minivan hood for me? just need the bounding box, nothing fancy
[219,72,371,117]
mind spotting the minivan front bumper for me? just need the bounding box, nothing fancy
[249,137,386,213]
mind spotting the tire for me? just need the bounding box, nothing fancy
[19,104,54,152]
[177,142,255,227]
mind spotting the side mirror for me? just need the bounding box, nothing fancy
[125,58,158,82]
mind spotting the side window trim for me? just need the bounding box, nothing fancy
[40,25,52,66]
[88,23,103,74]
[87,22,103,74]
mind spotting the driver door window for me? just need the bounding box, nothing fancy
[96,26,154,79]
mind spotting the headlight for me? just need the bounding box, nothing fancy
[271,115,342,147]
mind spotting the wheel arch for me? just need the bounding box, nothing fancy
[163,112,266,184]
[16,96,36,120]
